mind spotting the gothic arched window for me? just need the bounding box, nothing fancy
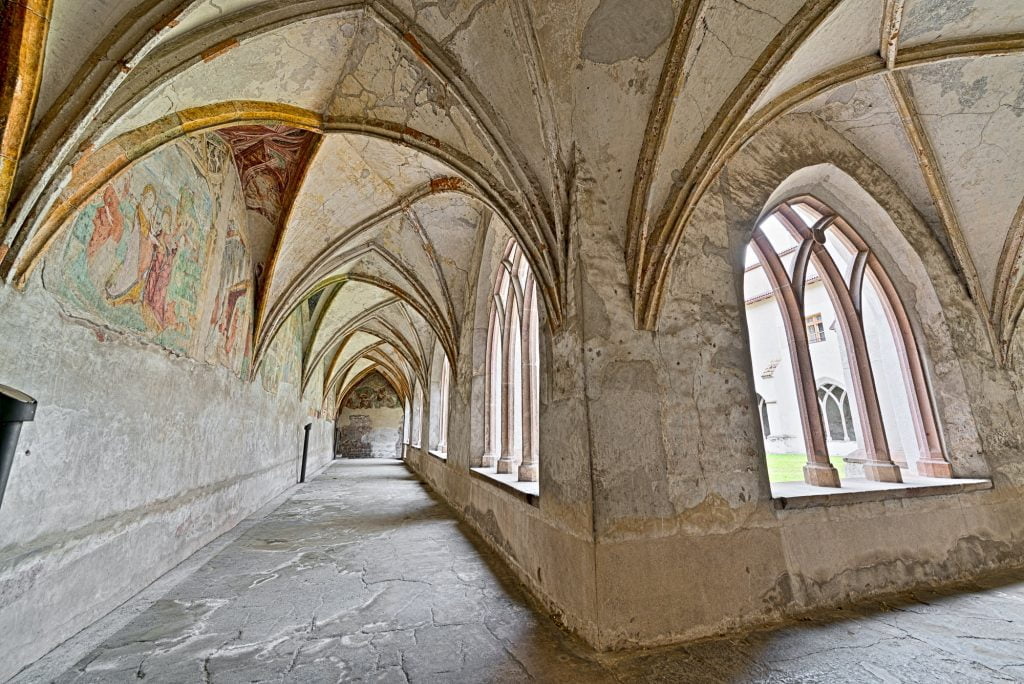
[743,198,952,487]
[438,359,450,453]
[817,383,855,442]
[428,349,451,456]
[411,381,424,448]
[484,239,540,483]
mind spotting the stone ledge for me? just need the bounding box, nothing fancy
[469,468,540,507]
[771,475,993,510]
[428,450,448,462]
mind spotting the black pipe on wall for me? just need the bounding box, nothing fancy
[0,384,36,511]
[299,423,311,483]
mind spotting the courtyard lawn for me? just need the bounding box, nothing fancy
[765,453,846,483]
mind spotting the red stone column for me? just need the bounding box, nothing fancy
[752,230,840,487]
[779,208,902,483]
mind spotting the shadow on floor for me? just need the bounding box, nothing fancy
[18,458,1024,683]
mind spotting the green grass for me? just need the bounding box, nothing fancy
[765,453,845,483]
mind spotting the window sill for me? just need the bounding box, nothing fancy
[771,474,992,510]
[470,467,539,507]
[428,450,448,462]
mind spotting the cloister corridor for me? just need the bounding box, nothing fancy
[9,459,1023,684]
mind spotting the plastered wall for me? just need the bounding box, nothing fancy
[0,133,331,680]
[408,113,1024,652]
[0,280,333,680]
[337,371,404,459]
[572,115,1024,648]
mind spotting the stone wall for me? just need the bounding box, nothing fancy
[570,114,1024,648]
[402,216,600,644]
[407,113,1024,652]
[0,133,331,680]
[0,280,333,681]
[336,371,404,459]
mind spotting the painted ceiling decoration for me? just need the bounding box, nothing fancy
[4,0,1024,411]
[214,123,319,296]
[215,125,317,227]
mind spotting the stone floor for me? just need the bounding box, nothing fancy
[14,459,1024,683]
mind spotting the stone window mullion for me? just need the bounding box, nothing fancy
[751,227,840,487]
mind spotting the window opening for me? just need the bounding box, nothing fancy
[484,238,541,485]
[743,198,953,488]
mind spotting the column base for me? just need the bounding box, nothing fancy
[915,459,953,478]
[518,463,537,482]
[864,461,903,483]
[481,452,497,468]
[803,462,841,488]
[496,456,515,474]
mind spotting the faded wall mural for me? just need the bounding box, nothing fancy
[259,307,304,394]
[344,371,402,409]
[337,371,404,458]
[216,125,317,292]
[45,133,256,377]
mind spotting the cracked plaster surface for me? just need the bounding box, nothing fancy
[38,0,143,128]
[900,0,1024,49]
[751,0,882,114]
[906,55,1024,301]
[795,75,947,254]
[266,133,457,317]
[99,14,358,147]
[640,0,804,238]
[18,459,1024,683]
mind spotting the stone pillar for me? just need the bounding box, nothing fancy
[518,277,538,482]
[751,231,840,487]
[497,301,517,475]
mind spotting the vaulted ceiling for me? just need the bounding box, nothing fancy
[4,0,1024,395]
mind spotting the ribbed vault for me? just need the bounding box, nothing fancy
[5,0,1024,375]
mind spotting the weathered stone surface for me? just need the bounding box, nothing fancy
[0,276,334,682]
[5,1,1024,678]
[336,371,403,459]
[17,459,1024,683]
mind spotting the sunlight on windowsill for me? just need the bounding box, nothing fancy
[771,473,992,510]
[470,467,539,505]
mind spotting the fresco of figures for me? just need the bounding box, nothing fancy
[46,133,255,378]
[344,372,401,410]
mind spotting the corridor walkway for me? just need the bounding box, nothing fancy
[15,460,1024,683]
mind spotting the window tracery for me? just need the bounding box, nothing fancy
[817,383,855,442]
[484,239,540,483]
[744,198,953,487]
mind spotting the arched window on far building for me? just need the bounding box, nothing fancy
[743,197,953,488]
[817,383,855,442]
[483,238,540,484]
[756,393,771,437]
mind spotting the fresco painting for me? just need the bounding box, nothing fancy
[259,307,304,394]
[337,371,404,459]
[215,125,317,293]
[344,372,401,409]
[47,133,255,377]
[206,220,254,376]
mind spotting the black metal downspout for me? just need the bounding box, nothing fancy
[0,384,36,511]
[299,423,311,483]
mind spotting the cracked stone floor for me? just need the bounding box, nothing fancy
[15,459,1024,683]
